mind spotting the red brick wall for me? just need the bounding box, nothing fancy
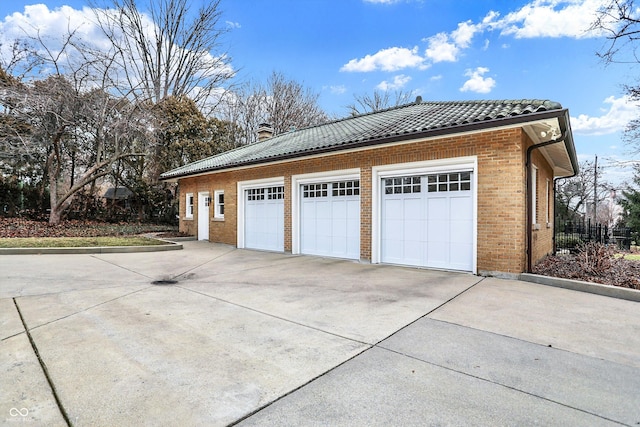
[176,127,554,274]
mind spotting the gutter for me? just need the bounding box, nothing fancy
[525,115,576,272]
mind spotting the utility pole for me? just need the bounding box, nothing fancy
[593,155,598,224]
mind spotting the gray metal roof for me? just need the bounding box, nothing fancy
[160,99,567,180]
[103,186,133,200]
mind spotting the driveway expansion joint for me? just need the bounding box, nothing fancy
[178,284,373,346]
[16,286,153,333]
[12,298,72,427]
[372,344,629,427]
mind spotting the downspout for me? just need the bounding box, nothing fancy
[526,131,568,273]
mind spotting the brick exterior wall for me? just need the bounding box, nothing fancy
[176,127,554,275]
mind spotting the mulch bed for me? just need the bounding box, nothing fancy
[0,217,177,238]
[533,246,640,290]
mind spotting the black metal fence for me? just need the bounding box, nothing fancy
[555,219,632,253]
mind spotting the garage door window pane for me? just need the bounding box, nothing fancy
[427,172,471,192]
[385,176,420,194]
[332,180,360,197]
[268,186,284,200]
[247,188,265,200]
[303,183,327,198]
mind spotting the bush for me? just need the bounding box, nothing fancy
[576,242,614,276]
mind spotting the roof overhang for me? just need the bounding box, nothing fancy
[161,107,579,182]
[522,109,578,178]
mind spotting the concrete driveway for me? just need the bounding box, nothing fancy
[1,241,639,426]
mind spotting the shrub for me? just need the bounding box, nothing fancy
[575,242,614,276]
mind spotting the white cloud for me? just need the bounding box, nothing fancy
[329,85,347,94]
[571,96,640,136]
[430,74,442,81]
[459,67,496,93]
[226,21,241,29]
[486,0,608,39]
[376,74,412,91]
[424,21,481,63]
[341,46,427,72]
[424,33,458,63]
[0,5,112,55]
[451,20,479,48]
[342,1,610,75]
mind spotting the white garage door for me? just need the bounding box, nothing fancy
[245,185,284,252]
[300,180,360,259]
[381,172,473,271]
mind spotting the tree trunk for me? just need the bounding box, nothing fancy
[48,173,61,225]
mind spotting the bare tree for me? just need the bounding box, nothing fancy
[592,0,640,153]
[91,0,234,111]
[346,89,414,115]
[0,31,148,224]
[591,0,640,65]
[556,159,612,223]
[221,71,328,145]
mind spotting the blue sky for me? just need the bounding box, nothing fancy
[1,0,639,185]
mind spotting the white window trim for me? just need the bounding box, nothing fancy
[545,178,551,227]
[291,168,361,255]
[185,192,194,219]
[371,156,478,274]
[237,177,285,249]
[532,165,538,227]
[214,190,225,220]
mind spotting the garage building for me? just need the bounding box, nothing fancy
[160,99,578,277]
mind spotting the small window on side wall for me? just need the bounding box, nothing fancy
[185,193,194,219]
[214,190,224,219]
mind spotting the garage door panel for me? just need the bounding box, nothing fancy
[300,180,360,260]
[332,236,348,254]
[245,186,284,252]
[427,241,447,265]
[427,197,448,220]
[427,219,449,242]
[404,220,422,240]
[382,171,473,272]
[332,201,347,218]
[316,201,330,218]
[450,221,472,243]
[450,196,473,220]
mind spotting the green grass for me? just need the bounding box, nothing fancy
[622,253,640,261]
[0,236,167,248]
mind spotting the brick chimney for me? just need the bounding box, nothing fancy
[257,123,274,142]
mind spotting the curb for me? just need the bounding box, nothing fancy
[519,273,640,303]
[0,240,183,255]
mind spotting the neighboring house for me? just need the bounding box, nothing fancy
[103,187,134,208]
[160,99,578,277]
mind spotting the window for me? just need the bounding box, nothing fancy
[185,193,194,219]
[214,190,224,219]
